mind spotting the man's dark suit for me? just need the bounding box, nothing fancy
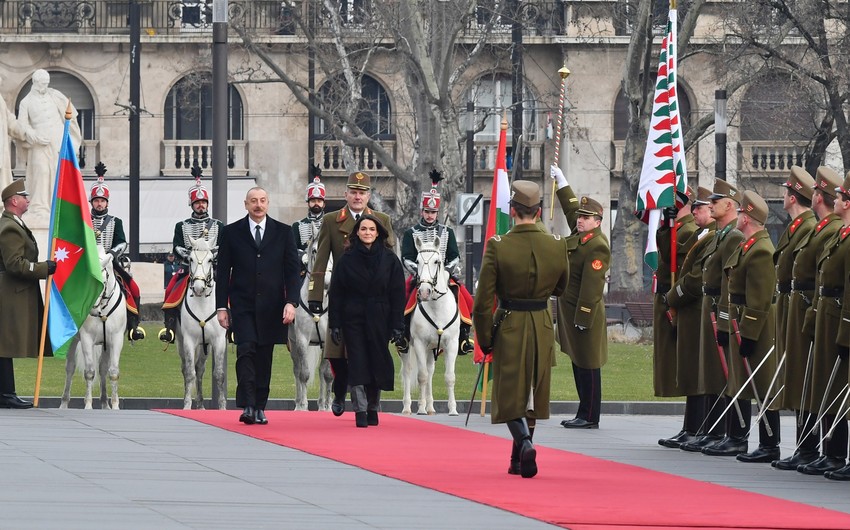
[215,215,300,410]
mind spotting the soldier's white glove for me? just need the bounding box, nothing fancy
[300,251,309,267]
[550,165,568,190]
[575,325,587,331]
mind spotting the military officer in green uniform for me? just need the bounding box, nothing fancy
[681,179,745,454]
[551,165,610,429]
[722,191,779,463]
[308,171,395,417]
[473,180,569,478]
[796,171,850,476]
[773,167,834,470]
[659,186,714,448]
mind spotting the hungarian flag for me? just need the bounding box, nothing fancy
[473,114,511,365]
[46,119,104,357]
[635,6,687,270]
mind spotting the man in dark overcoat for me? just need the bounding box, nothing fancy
[216,187,300,425]
[473,180,569,478]
[0,179,55,408]
[307,171,395,416]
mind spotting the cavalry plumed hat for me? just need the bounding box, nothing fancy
[421,169,443,212]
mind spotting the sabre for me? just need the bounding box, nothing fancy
[798,341,814,427]
[709,310,746,427]
[732,319,773,437]
[824,385,850,442]
[465,359,486,427]
[550,65,570,221]
[795,385,848,452]
[748,351,786,436]
[708,345,775,434]
[465,309,509,426]
[795,357,845,452]
[692,383,728,436]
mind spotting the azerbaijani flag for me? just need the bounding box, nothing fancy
[473,113,511,365]
[46,119,104,357]
[635,4,687,271]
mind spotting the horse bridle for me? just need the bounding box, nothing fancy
[185,247,217,356]
[417,249,449,299]
[92,263,124,355]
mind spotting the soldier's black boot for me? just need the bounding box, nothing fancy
[799,415,847,475]
[508,442,521,475]
[775,411,819,470]
[681,394,724,452]
[397,313,411,354]
[737,410,780,463]
[458,324,474,356]
[660,395,703,448]
[158,308,178,344]
[703,400,749,456]
[126,311,145,342]
[506,418,537,478]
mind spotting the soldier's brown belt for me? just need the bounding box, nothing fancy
[703,286,721,296]
[820,286,843,297]
[499,299,549,311]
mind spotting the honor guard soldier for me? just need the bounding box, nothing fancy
[551,165,610,429]
[473,180,569,478]
[292,166,326,268]
[89,164,145,342]
[680,179,745,454]
[661,187,717,448]
[653,186,697,444]
[797,170,850,477]
[307,171,395,417]
[723,191,779,463]
[400,170,474,356]
[159,167,224,343]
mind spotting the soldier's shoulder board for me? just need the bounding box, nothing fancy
[550,233,562,241]
[491,235,502,242]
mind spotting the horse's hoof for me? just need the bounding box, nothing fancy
[59,402,68,410]
[428,411,436,416]
[417,410,427,415]
[448,411,459,417]
[402,410,412,415]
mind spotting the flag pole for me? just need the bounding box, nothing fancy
[550,65,570,220]
[34,103,73,406]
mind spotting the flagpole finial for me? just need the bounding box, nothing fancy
[65,101,73,120]
[670,0,677,9]
[558,66,570,79]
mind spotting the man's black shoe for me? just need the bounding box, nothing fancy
[239,406,256,425]
[0,394,33,409]
[355,411,368,428]
[701,436,748,456]
[825,463,850,481]
[331,397,344,417]
[736,445,780,463]
[680,434,722,452]
[773,451,819,470]
[658,430,695,449]
[255,409,268,425]
[561,418,599,429]
[367,410,379,426]
[797,455,846,475]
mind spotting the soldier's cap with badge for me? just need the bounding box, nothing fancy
[708,178,741,204]
[1,179,28,202]
[780,165,815,200]
[509,180,541,208]
[346,171,371,191]
[836,171,850,199]
[693,186,712,206]
[577,196,604,218]
[737,190,769,224]
[815,166,842,198]
[421,169,443,212]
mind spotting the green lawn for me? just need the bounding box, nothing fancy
[16,324,670,402]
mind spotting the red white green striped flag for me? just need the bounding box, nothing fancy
[636,7,688,270]
[47,119,104,357]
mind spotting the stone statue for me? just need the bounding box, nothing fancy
[17,69,81,228]
[0,74,44,200]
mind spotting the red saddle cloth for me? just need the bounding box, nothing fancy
[404,277,472,325]
[162,271,189,310]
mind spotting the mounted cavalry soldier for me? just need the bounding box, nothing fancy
[89,164,145,342]
[400,170,474,356]
[292,167,326,272]
[159,167,224,344]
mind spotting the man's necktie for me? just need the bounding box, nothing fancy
[355,214,360,221]
[254,225,262,247]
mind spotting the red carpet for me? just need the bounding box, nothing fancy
[161,410,850,529]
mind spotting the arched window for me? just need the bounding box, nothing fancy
[739,74,816,142]
[613,83,691,141]
[16,71,95,140]
[467,73,537,142]
[164,74,243,140]
[314,74,392,139]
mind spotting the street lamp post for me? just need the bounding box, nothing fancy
[715,89,727,181]
[465,101,475,291]
[212,0,228,406]
[128,0,140,261]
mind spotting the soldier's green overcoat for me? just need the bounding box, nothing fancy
[554,186,610,370]
[309,206,395,359]
[665,222,715,396]
[653,213,697,397]
[780,214,839,410]
[472,223,568,424]
[724,230,777,401]
[697,220,744,395]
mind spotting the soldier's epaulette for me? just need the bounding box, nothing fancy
[581,232,595,244]
[491,235,502,242]
[842,226,850,241]
[789,216,803,235]
[742,236,757,253]
[550,233,562,241]
[674,220,683,229]
[337,209,348,223]
[816,217,833,233]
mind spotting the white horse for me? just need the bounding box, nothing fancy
[400,236,459,416]
[60,250,126,410]
[289,237,334,411]
[176,237,227,410]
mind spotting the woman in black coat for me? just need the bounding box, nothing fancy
[328,214,405,428]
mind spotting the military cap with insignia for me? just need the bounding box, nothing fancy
[815,166,842,198]
[510,180,541,208]
[1,179,28,202]
[693,186,712,205]
[708,178,741,204]
[346,171,371,190]
[577,196,604,218]
[737,190,769,224]
[780,165,815,200]
[836,171,850,199]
